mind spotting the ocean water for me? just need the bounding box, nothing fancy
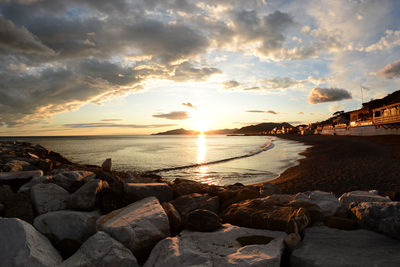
[0,135,309,185]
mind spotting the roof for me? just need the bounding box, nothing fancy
[362,90,400,109]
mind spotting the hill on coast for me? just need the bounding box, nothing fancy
[152,122,293,135]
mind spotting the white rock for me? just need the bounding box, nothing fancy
[31,183,69,215]
[294,191,340,217]
[124,182,173,203]
[97,196,170,258]
[338,191,390,208]
[60,231,139,267]
[291,226,400,267]
[0,218,62,266]
[144,224,286,267]
[53,170,95,191]
[18,175,53,194]
[34,210,100,248]
[0,170,43,181]
[68,179,105,211]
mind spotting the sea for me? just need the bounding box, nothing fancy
[0,135,309,186]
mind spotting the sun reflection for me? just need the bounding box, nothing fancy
[197,133,206,163]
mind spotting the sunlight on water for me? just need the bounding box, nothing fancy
[197,134,206,164]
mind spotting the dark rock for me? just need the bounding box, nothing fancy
[31,183,69,215]
[102,158,112,172]
[284,232,301,251]
[222,197,311,233]
[259,182,282,197]
[124,182,173,203]
[350,201,400,239]
[4,193,34,223]
[171,178,221,198]
[4,160,32,172]
[53,171,95,192]
[68,179,106,211]
[162,202,182,234]
[323,216,358,230]
[0,185,14,203]
[218,187,259,211]
[0,170,43,191]
[172,193,219,224]
[98,187,126,213]
[291,226,400,267]
[37,159,53,173]
[186,209,222,232]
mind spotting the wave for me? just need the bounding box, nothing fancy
[149,138,275,173]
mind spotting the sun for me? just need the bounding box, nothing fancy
[194,120,209,133]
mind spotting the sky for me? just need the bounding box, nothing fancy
[1,0,400,136]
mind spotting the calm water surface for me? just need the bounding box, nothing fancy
[0,135,309,185]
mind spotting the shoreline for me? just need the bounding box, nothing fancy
[268,134,400,197]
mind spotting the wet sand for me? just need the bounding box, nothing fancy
[269,135,400,197]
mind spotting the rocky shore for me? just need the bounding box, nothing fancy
[1,141,400,266]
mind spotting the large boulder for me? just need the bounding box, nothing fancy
[171,193,219,224]
[144,223,286,267]
[171,178,221,197]
[339,190,390,208]
[0,170,43,191]
[18,175,53,194]
[291,226,400,267]
[97,197,170,259]
[186,209,222,232]
[259,183,282,197]
[350,201,400,239]
[124,182,173,203]
[0,218,62,266]
[222,197,311,233]
[293,191,340,218]
[3,193,34,223]
[60,231,139,267]
[68,179,106,211]
[31,183,69,215]
[162,202,182,233]
[34,210,101,257]
[4,160,35,172]
[218,187,259,211]
[53,171,95,192]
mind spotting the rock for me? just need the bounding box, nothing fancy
[162,202,181,233]
[186,209,222,232]
[68,179,106,211]
[291,226,400,267]
[338,190,390,209]
[293,191,340,218]
[218,187,259,211]
[98,187,126,213]
[4,193,34,223]
[31,183,69,215]
[284,232,301,251]
[18,175,53,194]
[34,210,101,258]
[4,160,34,172]
[0,170,43,181]
[144,224,286,267]
[37,159,53,173]
[0,218,62,266]
[350,201,400,239]
[323,216,358,230]
[53,170,96,192]
[172,193,219,224]
[259,182,282,197]
[0,203,4,215]
[102,158,112,172]
[124,182,173,203]
[60,231,139,267]
[171,178,221,198]
[222,197,311,233]
[0,184,14,203]
[97,197,170,259]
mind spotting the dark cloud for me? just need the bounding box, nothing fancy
[378,60,400,79]
[171,61,221,81]
[100,119,122,122]
[223,80,240,89]
[64,122,176,128]
[245,110,278,114]
[182,102,196,109]
[308,87,352,104]
[267,110,278,114]
[152,111,189,120]
[0,17,55,55]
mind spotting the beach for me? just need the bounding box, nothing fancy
[269,135,400,197]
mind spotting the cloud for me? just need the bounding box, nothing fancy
[100,119,122,122]
[0,17,55,55]
[171,61,221,81]
[182,102,196,109]
[263,77,306,89]
[223,80,241,89]
[152,111,189,120]
[298,112,304,115]
[246,110,279,114]
[64,123,176,128]
[378,60,400,79]
[308,87,352,104]
[365,30,400,52]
